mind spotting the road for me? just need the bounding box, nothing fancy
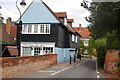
[20,58,106,78]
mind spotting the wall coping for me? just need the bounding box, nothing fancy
[0,54,57,60]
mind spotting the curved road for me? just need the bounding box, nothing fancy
[21,58,106,78]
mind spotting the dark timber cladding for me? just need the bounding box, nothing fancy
[18,0,80,49]
[21,23,70,48]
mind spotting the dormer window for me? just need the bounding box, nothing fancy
[22,24,50,34]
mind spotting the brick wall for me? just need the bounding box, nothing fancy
[0,54,57,78]
[104,49,120,75]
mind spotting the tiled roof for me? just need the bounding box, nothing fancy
[73,27,92,39]
[2,46,18,56]
[7,46,18,56]
[67,19,74,22]
[54,12,67,18]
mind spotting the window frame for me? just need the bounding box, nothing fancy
[22,24,50,34]
[22,47,32,56]
[72,34,78,43]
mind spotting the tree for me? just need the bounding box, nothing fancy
[81,1,120,39]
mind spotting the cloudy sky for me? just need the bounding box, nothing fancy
[0,0,91,27]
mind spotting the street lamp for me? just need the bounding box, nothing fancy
[16,0,26,56]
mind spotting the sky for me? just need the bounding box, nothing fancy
[0,0,91,27]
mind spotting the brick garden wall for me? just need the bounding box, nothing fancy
[104,49,120,75]
[0,54,57,78]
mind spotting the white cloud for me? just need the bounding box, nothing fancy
[0,0,90,27]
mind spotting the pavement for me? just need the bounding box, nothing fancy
[53,58,85,68]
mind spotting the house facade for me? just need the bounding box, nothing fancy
[16,0,80,63]
[74,24,91,54]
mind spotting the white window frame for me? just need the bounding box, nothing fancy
[22,47,32,56]
[21,42,55,56]
[84,40,89,46]
[22,24,50,34]
[72,34,78,43]
[28,25,32,33]
[72,34,74,42]
[34,24,38,33]
[75,36,77,43]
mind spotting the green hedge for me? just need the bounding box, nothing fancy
[95,37,107,68]
[106,31,120,49]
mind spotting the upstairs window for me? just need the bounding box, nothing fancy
[45,25,50,33]
[40,25,44,33]
[34,25,38,33]
[28,25,32,33]
[22,25,27,33]
[75,36,77,43]
[72,34,78,43]
[72,34,75,42]
[22,24,50,34]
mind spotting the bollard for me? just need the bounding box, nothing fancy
[70,55,71,64]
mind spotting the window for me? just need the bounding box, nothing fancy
[72,34,78,43]
[28,25,32,33]
[43,47,53,54]
[84,40,89,46]
[22,25,27,33]
[34,47,41,55]
[22,47,32,56]
[22,24,50,34]
[75,36,77,43]
[34,25,38,33]
[72,34,74,42]
[45,25,50,33]
[40,25,44,33]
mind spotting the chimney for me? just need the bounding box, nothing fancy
[67,19,74,27]
[6,17,11,35]
[79,24,82,32]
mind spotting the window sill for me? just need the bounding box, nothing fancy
[22,33,50,34]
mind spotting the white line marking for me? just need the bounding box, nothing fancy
[51,59,86,76]
[96,71,99,74]
[97,75,100,78]
[52,67,66,68]
[73,59,85,67]
[51,67,71,76]
[39,71,56,73]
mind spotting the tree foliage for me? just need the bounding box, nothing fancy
[82,2,120,39]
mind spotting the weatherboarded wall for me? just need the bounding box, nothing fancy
[104,49,120,75]
[0,54,57,78]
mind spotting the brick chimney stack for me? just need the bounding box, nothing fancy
[6,17,11,35]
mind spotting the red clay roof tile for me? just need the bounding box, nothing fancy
[54,12,67,18]
[6,46,18,56]
[73,27,92,39]
[67,19,74,22]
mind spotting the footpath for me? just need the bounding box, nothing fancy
[53,58,85,68]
